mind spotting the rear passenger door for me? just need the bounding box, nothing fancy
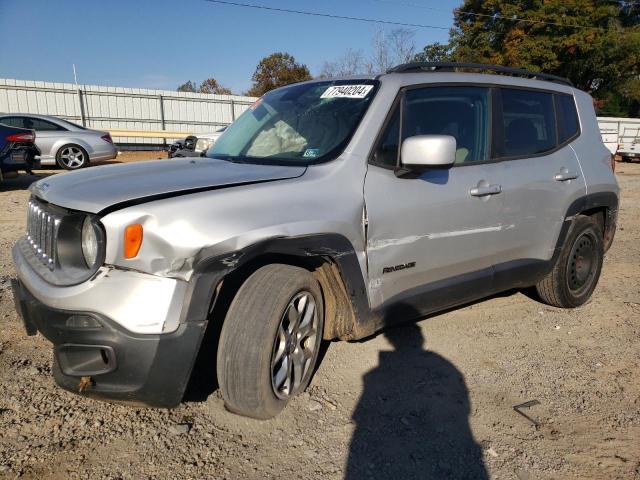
[491,88,586,281]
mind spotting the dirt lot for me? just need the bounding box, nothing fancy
[0,154,638,479]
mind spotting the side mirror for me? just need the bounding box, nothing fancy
[400,135,456,169]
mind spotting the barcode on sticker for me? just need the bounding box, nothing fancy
[321,85,373,99]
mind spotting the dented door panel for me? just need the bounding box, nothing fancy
[364,163,506,309]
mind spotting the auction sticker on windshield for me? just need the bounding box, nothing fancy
[321,85,374,99]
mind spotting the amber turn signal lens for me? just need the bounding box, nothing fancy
[124,224,143,259]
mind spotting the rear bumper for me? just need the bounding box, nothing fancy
[90,143,118,162]
[11,278,206,408]
[1,145,40,172]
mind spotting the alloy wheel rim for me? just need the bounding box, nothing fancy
[271,291,318,400]
[567,232,597,294]
[60,147,85,168]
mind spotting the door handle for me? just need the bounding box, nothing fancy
[555,168,579,181]
[469,184,502,197]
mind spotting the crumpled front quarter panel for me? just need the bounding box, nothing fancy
[101,154,368,282]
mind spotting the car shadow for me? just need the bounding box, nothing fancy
[184,286,522,413]
[0,172,54,191]
[91,160,123,166]
[345,304,488,480]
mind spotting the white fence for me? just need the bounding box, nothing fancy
[0,78,257,146]
[1,78,638,153]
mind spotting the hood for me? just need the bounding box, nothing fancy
[31,157,306,214]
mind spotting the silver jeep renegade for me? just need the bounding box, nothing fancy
[12,63,619,419]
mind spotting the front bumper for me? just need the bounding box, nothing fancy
[11,278,207,407]
[13,242,188,334]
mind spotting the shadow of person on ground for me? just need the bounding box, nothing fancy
[345,305,488,480]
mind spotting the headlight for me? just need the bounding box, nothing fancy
[81,217,99,268]
[195,138,214,152]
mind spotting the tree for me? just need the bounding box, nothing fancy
[367,27,417,73]
[246,52,312,97]
[320,49,367,78]
[388,28,417,66]
[368,28,391,74]
[321,28,417,77]
[413,42,454,63]
[177,80,197,93]
[199,77,232,95]
[447,0,640,116]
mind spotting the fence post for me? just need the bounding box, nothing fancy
[230,99,236,122]
[159,95,167,148]
[77,88,86,127]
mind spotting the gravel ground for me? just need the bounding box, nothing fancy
[0,154,638,479]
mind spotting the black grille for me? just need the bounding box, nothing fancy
[26,199,61,270]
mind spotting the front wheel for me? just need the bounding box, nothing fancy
[217,264,324,419]
[536,216,604,308]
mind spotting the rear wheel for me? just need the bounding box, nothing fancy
[56,144,89,170]
[536,216,604,308]
[217,264,324,419]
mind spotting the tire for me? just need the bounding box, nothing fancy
[217,264,324,419]
[56,144,90,170]
[536,215,604,308]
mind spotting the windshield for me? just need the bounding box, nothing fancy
[207,79,378,165]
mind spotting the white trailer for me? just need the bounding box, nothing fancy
[598,116,640,159]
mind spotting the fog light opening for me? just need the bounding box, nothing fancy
[100,348,109,365]
[66,315,102,329]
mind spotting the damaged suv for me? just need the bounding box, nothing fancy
[12,63,618,419]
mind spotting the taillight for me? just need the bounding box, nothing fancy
[101,133,113,144]
[6,132,35,143]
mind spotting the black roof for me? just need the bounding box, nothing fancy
[387,62,573,87]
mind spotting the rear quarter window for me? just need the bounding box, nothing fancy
[555,94,580,143]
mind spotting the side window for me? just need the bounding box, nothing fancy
[372,106,400,167]
[403,86,489,164]
[23,118,64,131]
[499,88,557,157]
[0,117,24,128]
[556,94,579,143]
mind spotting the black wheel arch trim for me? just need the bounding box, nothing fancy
[183,234,371,331]
[561,191,618,254]
[565,191,618,218]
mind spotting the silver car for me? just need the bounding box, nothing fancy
[194,126,227,154]
[0,114,117,169]
[11,63,619,419]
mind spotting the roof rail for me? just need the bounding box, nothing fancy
[386,62,573,87]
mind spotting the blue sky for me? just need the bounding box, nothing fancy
[0,0,459,94]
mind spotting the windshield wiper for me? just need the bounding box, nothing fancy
[209,153,307,167]
[208,154,249,164]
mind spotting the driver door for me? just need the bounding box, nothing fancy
[364,85,506,311]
